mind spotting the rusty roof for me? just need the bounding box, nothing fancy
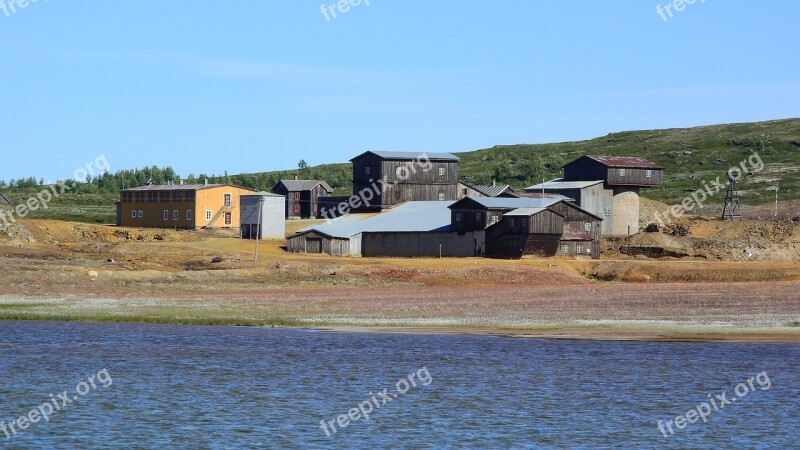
[574,155,664,169]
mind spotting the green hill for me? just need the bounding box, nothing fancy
[3,118,799,224]
[251,117,800,205]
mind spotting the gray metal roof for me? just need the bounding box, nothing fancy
[451,197,561,210]
[525,179,604,191]
[503,207,553,217]
[121,184,250,192]
[241,192,285,197]
[294,201,455,239]
[464,184,514,197]
[352,151,460,162]
[278,180,333,192]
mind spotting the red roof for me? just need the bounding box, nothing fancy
[580,155,664,169]
[561,224,593,241]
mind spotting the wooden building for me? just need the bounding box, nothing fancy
[272,179,332,219]
[350,151,459,211]
[526,155,664,236]
[119,183,255,229]
[485,208,565,258]
[448,197,563,234]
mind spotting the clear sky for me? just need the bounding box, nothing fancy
[2,0,798,182]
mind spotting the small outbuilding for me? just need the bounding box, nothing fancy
[240,192,286,239]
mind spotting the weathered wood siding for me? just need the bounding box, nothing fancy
[557,240,594,259]
[286,231,351,256]
[606,167,662,186]
[486,224,561,259]
[361,231,483,257]
[351,153,458,209]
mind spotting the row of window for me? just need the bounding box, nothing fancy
[617,169,654,178]
[364,167,448,177]
[129,210,214,221]
[562,244,593,254]
[121,192,197,203]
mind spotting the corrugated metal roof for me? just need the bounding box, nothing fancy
[464,184,514,197]
[503,207,552,217]
[121,184,251,192]
[294,201,454,239]
[525,179,604,191]
[352,151,460,162]
[451,197,561,210]
[514,192,575,202]
[278,180,333,192]
[561,224,593,241]
[241,192,285,198]
[581,155,664,169]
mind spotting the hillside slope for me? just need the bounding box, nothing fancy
[248,118,800,204]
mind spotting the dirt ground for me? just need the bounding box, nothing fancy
[1,217,800,341]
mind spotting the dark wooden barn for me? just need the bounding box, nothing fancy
[563,155,664,187]
[485,208,565,258]
[350,151,459,211]
[273,179,332,219]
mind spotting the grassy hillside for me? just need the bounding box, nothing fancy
[244,118,800,204]
[2,118,799,224]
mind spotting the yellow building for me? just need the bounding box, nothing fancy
[119,184,256,229]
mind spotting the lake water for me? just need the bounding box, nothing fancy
[0,321,797,449]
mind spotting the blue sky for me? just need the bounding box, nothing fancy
[1,0,798,182]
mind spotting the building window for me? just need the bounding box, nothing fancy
[294,204,301,214]
[585,244,592,254]
[135,192,144,203]
[577,244,584,254]
[224,193,232,207]
[206,210,212,221]
[455,212,462,222]
[365,166,370,175]
[147,192,157,203]
[646,169,653,178]
[173,210,179,220]
[604,207,612,216]
[185,191,195,202]
[438,167,445,176]
[293,192,300,201]
[438,192,445,201]
[163,210,169,220]
[172,191,183,202]
[160,192,169,202]
[122,192,132,203]
[490,216,500,225]
[561,244,569,254]
[187,210,192,220]
[618,168,626,177]
[131,210,137,218]
[475,212,481,222]
[137,210,143,218]
[584,222,591,232]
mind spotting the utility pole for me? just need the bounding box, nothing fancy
[254,197,264,262]
[775,182,779,220]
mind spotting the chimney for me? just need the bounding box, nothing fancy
[179,179,183,185]
[204,178,209,185]
[294,175,299,181]
[491,179,496,187]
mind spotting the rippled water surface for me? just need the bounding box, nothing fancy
[0,321,798,448]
